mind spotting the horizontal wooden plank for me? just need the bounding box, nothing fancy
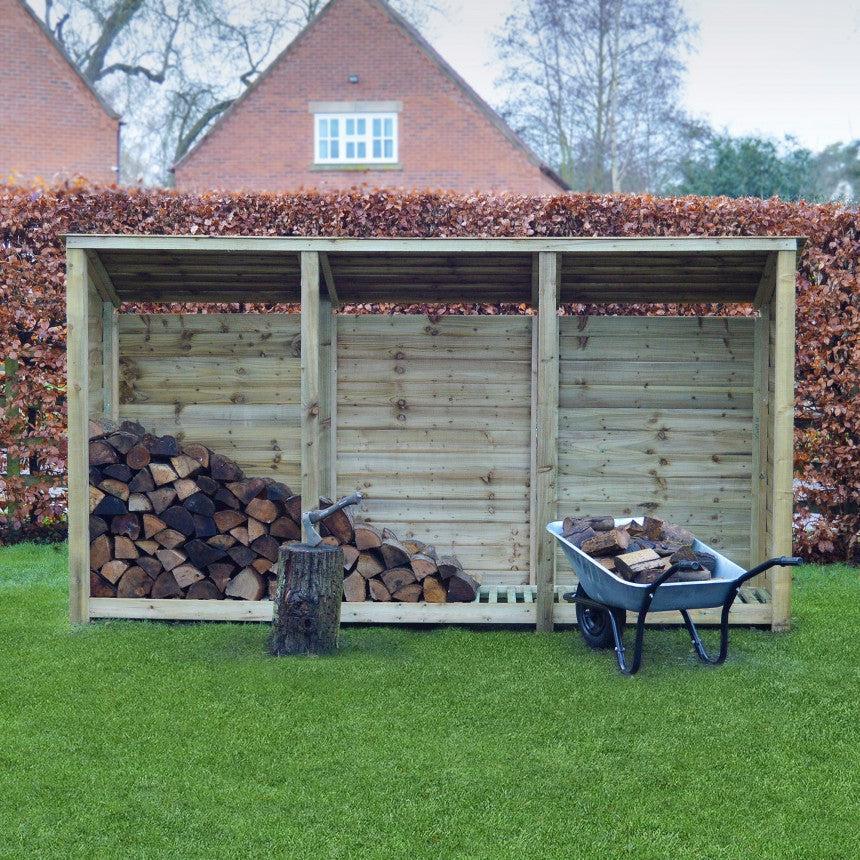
[559,386,752,410]
[559,408,753,433]
[339,428,531,452]
[339,405,530,431]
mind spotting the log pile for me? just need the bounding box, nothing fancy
[87,419,478,603]
[562,515,715,583]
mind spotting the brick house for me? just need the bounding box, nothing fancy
[0,0,119,185]
[173,0,567,194]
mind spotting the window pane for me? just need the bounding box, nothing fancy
[384,117,393,137]
[330,140,339,158]
[346,141,355,159]
[372,140,381,158]
[346,118,354,135]
[319,118,328,137]
[320,140,328,159]
[357,141,366,158]
[373,117,382,136]
[330,119,339,137]
[384,139,393,158]
[357,117,366,135]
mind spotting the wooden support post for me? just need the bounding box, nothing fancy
[301,252,321,521]
[66,248,90,624]
[102,301,119,420]
[533,252,560,632]
[269,544,344,655]
[750,308,770,570]
[768,250,796,631]
[319,296,335,500]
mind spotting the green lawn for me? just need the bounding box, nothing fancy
[0,543,857,859]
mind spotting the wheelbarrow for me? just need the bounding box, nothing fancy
[547,519,803,675]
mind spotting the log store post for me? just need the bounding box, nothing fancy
[66,248,90,624]
[533,251,560,631]
[768,250,797,631]
[301,251,322,519]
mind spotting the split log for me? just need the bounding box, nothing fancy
[251,535,280,563]
[614,548,662,580]
[184,539,226,569]
[89,486,105,514]
[156,548,186,572]
[161,505,195,536]
[368,579,391,601]
[117,566,151,598]
[128,493,152,513]
[226,569,265,601]
[209,453,243,483]
[207,533,236,551]
[342,545,360,572]
[581,529,630,557]
[146,435,180,458]
[213,509,246,532]
[93,495,126,518]
[227,478,266,505]
[170,454,202,479]
[174,478,199,501]
[207,563,235,592]
[270,516,301,541]
[142,513,166,539]
[90,572,116,598]
[99,478,129,501]
[128,468,155,493]
[227,544,256,568]
[182,443,210,469]
[214,487,241,510]
[380,567,415,594]
[354,523,383,550]
[422,575,447,603]
[230,526,250,546]
[103,463,132,483]
[184,493,216,517]
[246,517,267,543]
[269,544,343,656]
[135,539,159,556]
[114,536,138,560]
[126,444,151,470]
[100,559,128,585]
[187,579,223,600]
[172,564,205,589]
[437,555,464,580]
[446,570,481,602]
[89,515,108,538]
[148,462,178,487]
[89,535,111,570]
[356,551,385,579]
[110,512,140,540]
[246,497,277,524]
[410,553,438,580]
[151,571,183,599]
[137,557,163,579]
[392,583,422,602]
[89,440,118,466]
[107,432,138,454]
[321,504,354,544]
[380,538,411,570]
[147,487,176,515]
[153,528,185,549]
[343,570,366,602]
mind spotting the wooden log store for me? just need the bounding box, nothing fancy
[65,235,801,630]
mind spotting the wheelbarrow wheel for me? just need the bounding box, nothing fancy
[574,585,625,650]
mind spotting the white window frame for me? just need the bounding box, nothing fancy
[314,112,398,165]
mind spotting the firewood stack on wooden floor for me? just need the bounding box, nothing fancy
[87,419,478,603]
[561,515,716,583]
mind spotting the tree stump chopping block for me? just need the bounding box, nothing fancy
[269,543,344,656]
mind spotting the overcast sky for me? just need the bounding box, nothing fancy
[430,0,860,151]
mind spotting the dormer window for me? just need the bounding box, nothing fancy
[314,112,398,164]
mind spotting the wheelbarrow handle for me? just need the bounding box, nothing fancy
[736,555,804,587]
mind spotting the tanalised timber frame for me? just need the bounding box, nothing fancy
[66,235,801,630]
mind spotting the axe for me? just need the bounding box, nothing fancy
[301,492,364,546]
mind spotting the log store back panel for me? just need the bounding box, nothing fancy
[557,315,756,580]
[117,314,302,488]
[336,315,533,585]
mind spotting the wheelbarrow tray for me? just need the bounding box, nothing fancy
[547,518,746,613]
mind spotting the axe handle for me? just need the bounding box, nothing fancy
[302,492,364,545]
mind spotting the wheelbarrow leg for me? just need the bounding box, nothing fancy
[608,606,649,676]
[679,597,733,666]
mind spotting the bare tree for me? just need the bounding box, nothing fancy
[495,0,693,193]
[33,0,441,184]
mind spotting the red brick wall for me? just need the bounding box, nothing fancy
[0,0,118,185]
[175,0,562,195]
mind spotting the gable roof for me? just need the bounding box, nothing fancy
[16,0,120,121]
[172,0,568,190]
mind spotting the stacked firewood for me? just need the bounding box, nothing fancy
[87,419,477,603]
[562,515,715,583]
[341,523,480,603]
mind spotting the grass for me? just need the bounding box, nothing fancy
[0,543,857,859]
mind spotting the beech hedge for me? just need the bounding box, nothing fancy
[1,182,857,560]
